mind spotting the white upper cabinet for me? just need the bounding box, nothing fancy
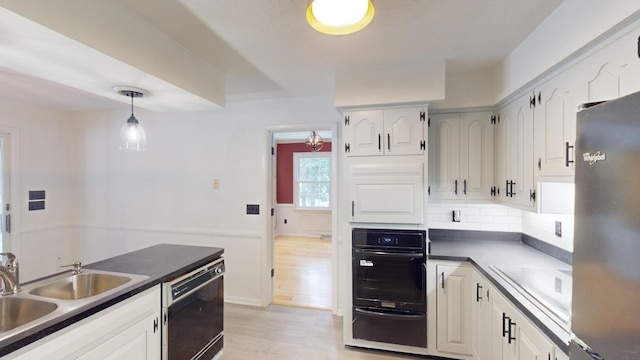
[533,70,585,179]
[348,157,424,224]
[495,95,535,209]
[344,107,427,156]
[429,111,494,201]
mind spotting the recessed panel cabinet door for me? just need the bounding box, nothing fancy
[344,110,384,156]
[460,112,494,200]
[436,264,473,356]
[384,107,426,155]
[429,114,460,200]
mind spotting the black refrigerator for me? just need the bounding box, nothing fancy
[572,91,640,359]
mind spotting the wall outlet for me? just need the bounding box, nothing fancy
[555,221,562,237]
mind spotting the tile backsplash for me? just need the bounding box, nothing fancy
[428,203,522,232]
[428,202,574,253]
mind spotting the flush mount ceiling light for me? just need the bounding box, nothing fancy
[115,86,147,152]
[305,131,324,152]
[306,0,375,35]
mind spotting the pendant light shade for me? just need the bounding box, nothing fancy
[306,0,374,35]
[115,87,147,151]
[305,131,324,152]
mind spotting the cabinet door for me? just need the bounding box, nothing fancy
[459,112,494,200]
[436,264,473,356]
[348,158,424,224]
[498,96,535,208]
[472,271,492,360]
[77,312,160,360]
[490,292,517,360]
[514,313,555,360]
[384,107,426,155]
[344,110,384,156]
[429,114,460,200]
[534,71,584,179]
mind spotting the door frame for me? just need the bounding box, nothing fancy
[264,122,340,314]
[0,127,20,255]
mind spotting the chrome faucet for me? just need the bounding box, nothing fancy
[0,252,20,295]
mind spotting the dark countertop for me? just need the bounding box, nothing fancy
[430,238,572,352]
[0,244,223,357]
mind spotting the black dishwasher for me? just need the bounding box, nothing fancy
[352,228,427,348]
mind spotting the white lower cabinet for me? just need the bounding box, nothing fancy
[475,269,558,360]
[436,263,473,356]
[6,285,161,360]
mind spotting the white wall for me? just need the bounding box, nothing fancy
[495,0,640,102]
[0,97,75,281]
[274,204,331,238]
[68,95,340,306]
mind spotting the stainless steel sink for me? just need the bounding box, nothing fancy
[29,273,132,300]
[0,297,58,332]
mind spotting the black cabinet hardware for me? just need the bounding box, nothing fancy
[463,179,467,195]
[565,142,575,167]
[420,140,426,151]
[507,318,516,344]
[378,134,382,151]
[491,186,496,196]
[387,134,391,151]
[441,272,445,289]
[153,318,159,333]
[530,189,536,202]
[351,201,355,217]
[345,143,350,153]
[502,313,509,337]
[454,180,458,195]
[344,116,350,125]
[476,283,483,302]
[538,157,542,170]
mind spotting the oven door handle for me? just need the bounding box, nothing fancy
[354,308,424,319]
[169,273,222,306]
[354,249,424,259]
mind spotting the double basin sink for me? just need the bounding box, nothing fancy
[0,270,149,342]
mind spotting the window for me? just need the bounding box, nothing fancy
[294,152,331,209]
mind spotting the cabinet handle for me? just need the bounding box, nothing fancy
[454,180,458,195]
[530,189,536,202]
[153,317,159,333]
[387,133,391,152]
[538,157,542,171]
[505,180,509,197]
[565,142,575,167]
[351,201,355,218]
[476,283,483,302]
[441,272,445,289]
[463,179,467,195]
[486,288,490,301]
[508,318,516,344]
[378,134,382,151]
[502,313,509,338]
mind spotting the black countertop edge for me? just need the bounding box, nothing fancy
[0,244,224,357]
[429,229,521,242]
[429,229,572,265]
[428,252,570,354]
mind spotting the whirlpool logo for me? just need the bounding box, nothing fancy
[583,151,606,165]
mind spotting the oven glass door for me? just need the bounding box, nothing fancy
[353,249,425,309]
[167,276,224,360]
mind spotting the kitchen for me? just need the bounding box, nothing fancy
[0,1,640,359]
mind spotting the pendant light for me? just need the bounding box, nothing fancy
[115,87,147,151]
[305,131,324,152]
[306,0,375,35]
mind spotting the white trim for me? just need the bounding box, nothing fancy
[224,297,263,307]
[72,223,261,239]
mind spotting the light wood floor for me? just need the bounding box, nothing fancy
[272,236,332,310]
[223,303,426,360]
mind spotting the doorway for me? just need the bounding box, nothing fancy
[270,130,334,311]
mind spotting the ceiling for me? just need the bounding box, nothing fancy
[0,0,562,112]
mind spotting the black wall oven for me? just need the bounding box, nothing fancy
[352,228,427,348]
[162,257,225,360]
